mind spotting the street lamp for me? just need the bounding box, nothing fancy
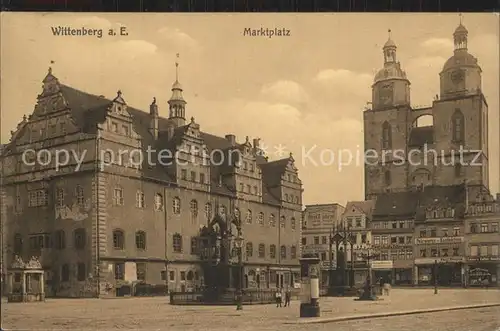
[357,240,379,301]
[433,252,438,294]
[234,230,244,310]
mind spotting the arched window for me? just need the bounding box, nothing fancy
[56,188,65,208]
[136,191,145,208]
[280,245,287,259]
[291,246,297,259]
[246,242,253,257]
[173,233,182,252]
[451,109,465,144]
[61,264,70,282]
[246,210,252,224]
[54,230,65,249]
[205,203,212,221]
[187,270,194,281]
[280,216,286,228]
[173,197,181,214]
[269,214,276,227]
[258,243,265,257]
[270,244,276,258]
[382,121,392,150]
[113,229,125,250]
[291,217,296,230]
[13,233,22,254]
[384,170,391,186]
[135,231,146,250]
[75,185,84,206]
[74,228,86,250]
[190,200,198,218]
[258,212,264,225]
[154,193,163,211]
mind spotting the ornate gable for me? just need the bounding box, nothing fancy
[184,117,201,138]
[285,153,298,172]
[108,90,131,118]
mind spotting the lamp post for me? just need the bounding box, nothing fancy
[357,240,379,301]
[434,259,438,294]
[234,230,244,310]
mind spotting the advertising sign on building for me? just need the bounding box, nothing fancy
[370,260,393,270]
[415,237,463,245]
[414,257,465,265]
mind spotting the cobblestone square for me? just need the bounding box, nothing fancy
[3,289,500,330]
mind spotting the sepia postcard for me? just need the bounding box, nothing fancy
[0,12,499,331]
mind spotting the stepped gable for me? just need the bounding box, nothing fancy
[46,83,290,204]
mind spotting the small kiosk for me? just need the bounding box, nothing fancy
[6,256,45,302]
[299,254,320,317]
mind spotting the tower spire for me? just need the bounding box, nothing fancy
[175,53,179,82]
[383,28,397,64]
[453,14,468,51]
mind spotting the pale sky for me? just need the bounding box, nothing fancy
[1,13,499,205]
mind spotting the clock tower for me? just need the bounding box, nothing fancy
[439,20,482,99]
[371,29,411,111]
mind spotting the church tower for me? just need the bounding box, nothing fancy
[364,30,413,199]
[433,17,489,200]
[168,54,187,127]
[371,30,411,111]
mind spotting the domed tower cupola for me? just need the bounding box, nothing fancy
[440,14,482,99]
[371,29,411,110]
[168,53,187,127]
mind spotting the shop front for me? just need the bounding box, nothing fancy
[466,256,500,287]
[393,260,413,285]
[414,257,464,286]
[371,261,393,283]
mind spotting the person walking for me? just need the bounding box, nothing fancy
[275,288,282,307]
[383,278,391,296]
[284,288,291,307]
[379,277,384,295]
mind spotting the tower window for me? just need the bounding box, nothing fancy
[451,109,465,144]
[381,121,392,150]
[454,163,462,177]
[384,170,391,186]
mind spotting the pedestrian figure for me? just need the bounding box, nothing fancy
[383,280,391,296]
[275,288,282,307]
[379,277,384,295]
[284,288,291,307]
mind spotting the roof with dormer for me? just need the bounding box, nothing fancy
[4,70,299,207]
[344,200,375,219]
[372,184,466,220]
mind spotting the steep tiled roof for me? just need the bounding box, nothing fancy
[345,200,375,219]
[373,184,466,220]
[408,126,434,147]
[47,82,295,205]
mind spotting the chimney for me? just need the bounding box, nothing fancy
[149,97,159,139]
[225,134,236,146]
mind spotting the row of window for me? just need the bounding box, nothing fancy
[303,234,369,246]
[419,247,460,257]
[110,121,129,136]
[470,245,499,257]
[470,222,499,234]
[59,263,87,282]
[161,269,199,282]
[315,249,415,261]
[28,122,67,142]
[345,216,364,228]
[13,229,87,253]
[373,235,412,245]
[18,185,85,210]
[371,220,413,229]
[180,169,206,184]
[112,230,147,250]
[419,227,461,238]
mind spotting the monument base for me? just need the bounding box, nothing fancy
[300,302,320,317]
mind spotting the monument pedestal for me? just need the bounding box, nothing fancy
[300,301,320,317]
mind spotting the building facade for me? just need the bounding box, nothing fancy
[340,200,374,285]
[364,22,495,286]
[301,203,344,286]
[1,67,302,297]
[465,198,500,286]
